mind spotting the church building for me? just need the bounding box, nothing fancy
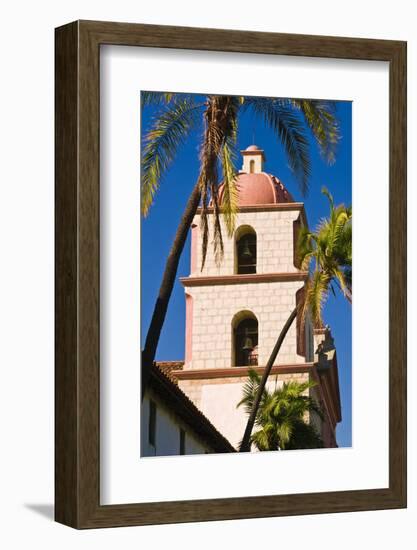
[144,145,342,454]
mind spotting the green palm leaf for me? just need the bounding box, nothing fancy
[141,91,177,106]
[285,421,324,450]
[219,129,239,238]
[297,225,317,270]
[199,95,240,269]
[297,186,352,324]
[141,98,202,216]
[305,269,330,326]
[244,97,311,195]
[237,368,269,417]
[239,376,322,451]
[291,99,340,164]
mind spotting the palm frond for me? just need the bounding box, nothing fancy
[251,425,274,451]
[344,265,352,289]
[296,184,352,329]
[305,270,330,326]
[219,133,239,237]
[141,91,176,106]
[285,420,323,450]
[198,158,218,271]
[244,97,311,195]
[199,95,240,269]
[332,267,352,302]
[321,185,334,211]
[291,99,340,164]
[210,183,224,266]
[240,376,323,451]
[328,211,349,258]
[276,419,293,449]
[141,98,201,216]
[297,225,317,270]
[237,368,264,415]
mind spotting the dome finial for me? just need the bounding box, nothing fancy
[241,145,265,173]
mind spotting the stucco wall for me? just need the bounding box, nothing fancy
[179,372,310,449]
[185,207,309,369]
[191,209,301,277]
[185,280,305,369]
[141,391,212,457]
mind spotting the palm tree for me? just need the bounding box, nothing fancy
[237,369,323,451]
[239,188,351,451]
[141,92,340,394]
[298,187,352,326]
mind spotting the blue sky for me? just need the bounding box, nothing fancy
[141,95,352,447]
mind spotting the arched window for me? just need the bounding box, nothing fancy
[236,227,257,274]
[233,315,258,366]
[249,159,255,173]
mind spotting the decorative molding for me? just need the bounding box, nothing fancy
[196,202,305,214]
[241,149,265,156]
[173,363,315,380]
[180,271,309,287]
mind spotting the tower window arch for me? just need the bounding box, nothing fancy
[232,312,258,367]
[235,226,257,274]
[249,159,255,173]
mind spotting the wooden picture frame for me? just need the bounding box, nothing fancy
[55,20,407,528]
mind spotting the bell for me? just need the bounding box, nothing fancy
[242,336,253,351]
[240,240,252,260]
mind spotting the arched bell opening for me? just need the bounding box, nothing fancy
[231,311,259,367]
[235,225,257,275]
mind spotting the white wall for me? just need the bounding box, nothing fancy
[141,391,211,456]
[179,372,309,449]
[0,1,415,549]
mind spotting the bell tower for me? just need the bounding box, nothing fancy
[170,145,341,449]
[241,144,265,173]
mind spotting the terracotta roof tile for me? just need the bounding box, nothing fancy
[154,361,184,384]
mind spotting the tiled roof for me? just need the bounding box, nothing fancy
[154,361,184,384]
[150,363,235,453]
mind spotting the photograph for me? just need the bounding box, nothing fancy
[140,91,352,456]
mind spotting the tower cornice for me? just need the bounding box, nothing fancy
[180,271,308,287]
[196,202,308,228]
[173,363,315,380]
[196,202,305,215]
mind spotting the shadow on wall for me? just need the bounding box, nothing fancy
[24,503,54,521]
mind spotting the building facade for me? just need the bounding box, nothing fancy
[168,145,342,450]
[141,363,235,457]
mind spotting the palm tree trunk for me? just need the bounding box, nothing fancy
[141,182,201,397]
[239,307,298,452]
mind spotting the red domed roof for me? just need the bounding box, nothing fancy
[219,172,294,206]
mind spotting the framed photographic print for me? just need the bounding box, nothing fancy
[55,20,406,528]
